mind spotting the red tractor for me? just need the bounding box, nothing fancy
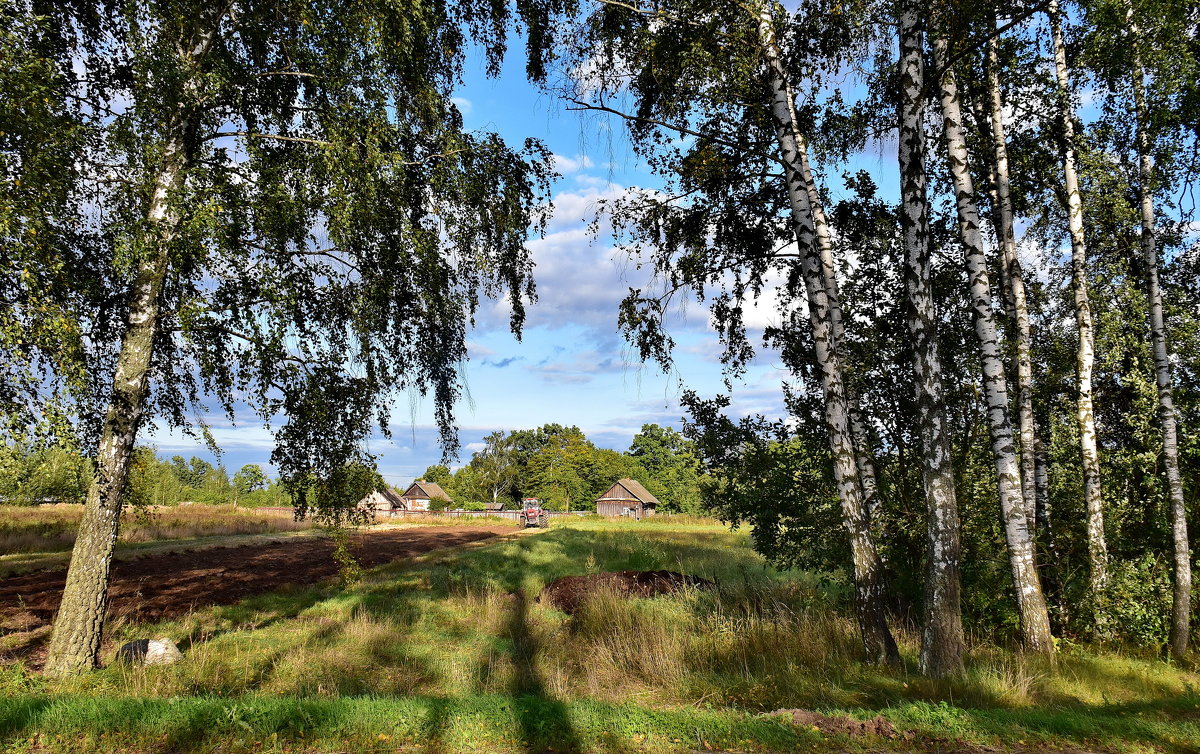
[520,498,549,528]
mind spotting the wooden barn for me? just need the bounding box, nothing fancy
[595,478,659,518]
[357,488,407,512]
[402,480,451,511]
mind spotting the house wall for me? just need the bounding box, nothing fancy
[359,490,401,511]
[597,501,644,517]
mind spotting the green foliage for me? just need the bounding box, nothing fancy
[1104,554,1173,648]
[0,0,579,524]
[232,465,266,496]
[0,444,90,505]
[421,465,453,485]
[683,394,846,572]
[435,423,701,514]
[629,423,706,513]
[328,526,365,585]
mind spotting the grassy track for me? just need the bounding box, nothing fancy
[3,517,1199,752]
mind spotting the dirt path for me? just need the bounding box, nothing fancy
[0,525,513,665]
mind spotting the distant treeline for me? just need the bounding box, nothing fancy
[415,423,707,514]
[1,423,705,514]
[0,446,287,508]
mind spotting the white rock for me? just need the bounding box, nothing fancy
[116,637,183,666]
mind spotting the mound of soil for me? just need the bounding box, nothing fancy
[0,525,511,669]
[774,708,897,738]
[538,570,714,614]
[774,710,1107,753]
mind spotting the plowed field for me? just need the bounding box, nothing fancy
[0,525,512,667]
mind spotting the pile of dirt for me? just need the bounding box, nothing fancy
[774,708,898,738]
[538,570,714,613]
[773,710,1107,753]
[0,525,511,668]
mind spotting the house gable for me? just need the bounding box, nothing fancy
[595,478,660,517]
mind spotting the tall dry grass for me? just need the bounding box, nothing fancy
[0,504,311,555]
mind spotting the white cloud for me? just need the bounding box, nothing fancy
[551,153,596,174]
[467,341,497,358]
[451,97,473,116]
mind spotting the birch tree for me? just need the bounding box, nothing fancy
[1046,0,1109,610]
[5,0,563,676]
[983,32,1040,533]
[564,0,899,664]
[757,5,898,665]
[932,33,1055,653]
[1124,0,1192,656]
[898,1,966,675]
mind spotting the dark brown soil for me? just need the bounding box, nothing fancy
[0,525,511,668]
[773,709,1106,753]
[775,708,899,739]
[538,569,714,614]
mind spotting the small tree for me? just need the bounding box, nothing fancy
[233,464,267,496]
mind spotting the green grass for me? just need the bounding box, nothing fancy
[4,518,1200,752]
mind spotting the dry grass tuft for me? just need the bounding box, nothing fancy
[0,504,310,554]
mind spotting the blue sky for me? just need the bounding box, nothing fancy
[141,40,826,487]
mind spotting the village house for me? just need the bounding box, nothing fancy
[594,478,659,518]
[401,479,452,511]
[357,487,407,512]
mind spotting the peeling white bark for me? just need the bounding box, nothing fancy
[934,36,1054,653]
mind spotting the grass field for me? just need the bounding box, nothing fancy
[3,517,1199,752]
[0,504,312,556]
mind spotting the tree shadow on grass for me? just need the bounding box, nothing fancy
[506,589,581,752]
[0,697,51,740]
[420,696,455,754]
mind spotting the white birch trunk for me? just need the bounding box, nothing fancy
[1126,2,1191,656]
[43,18,222,677]
[796,99,881,532]
[757,5,898,666]
[1046,0,1109,609]
[934,37,1054,654]
[850,403,881,526]
[898,8,965,677]
[985,35,1039,532]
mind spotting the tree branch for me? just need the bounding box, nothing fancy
[566,98,781,167]
[931,3,1047,82]
[205,131,333,146]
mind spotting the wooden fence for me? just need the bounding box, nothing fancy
[252,507,592,522]
[373,509,591,522]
